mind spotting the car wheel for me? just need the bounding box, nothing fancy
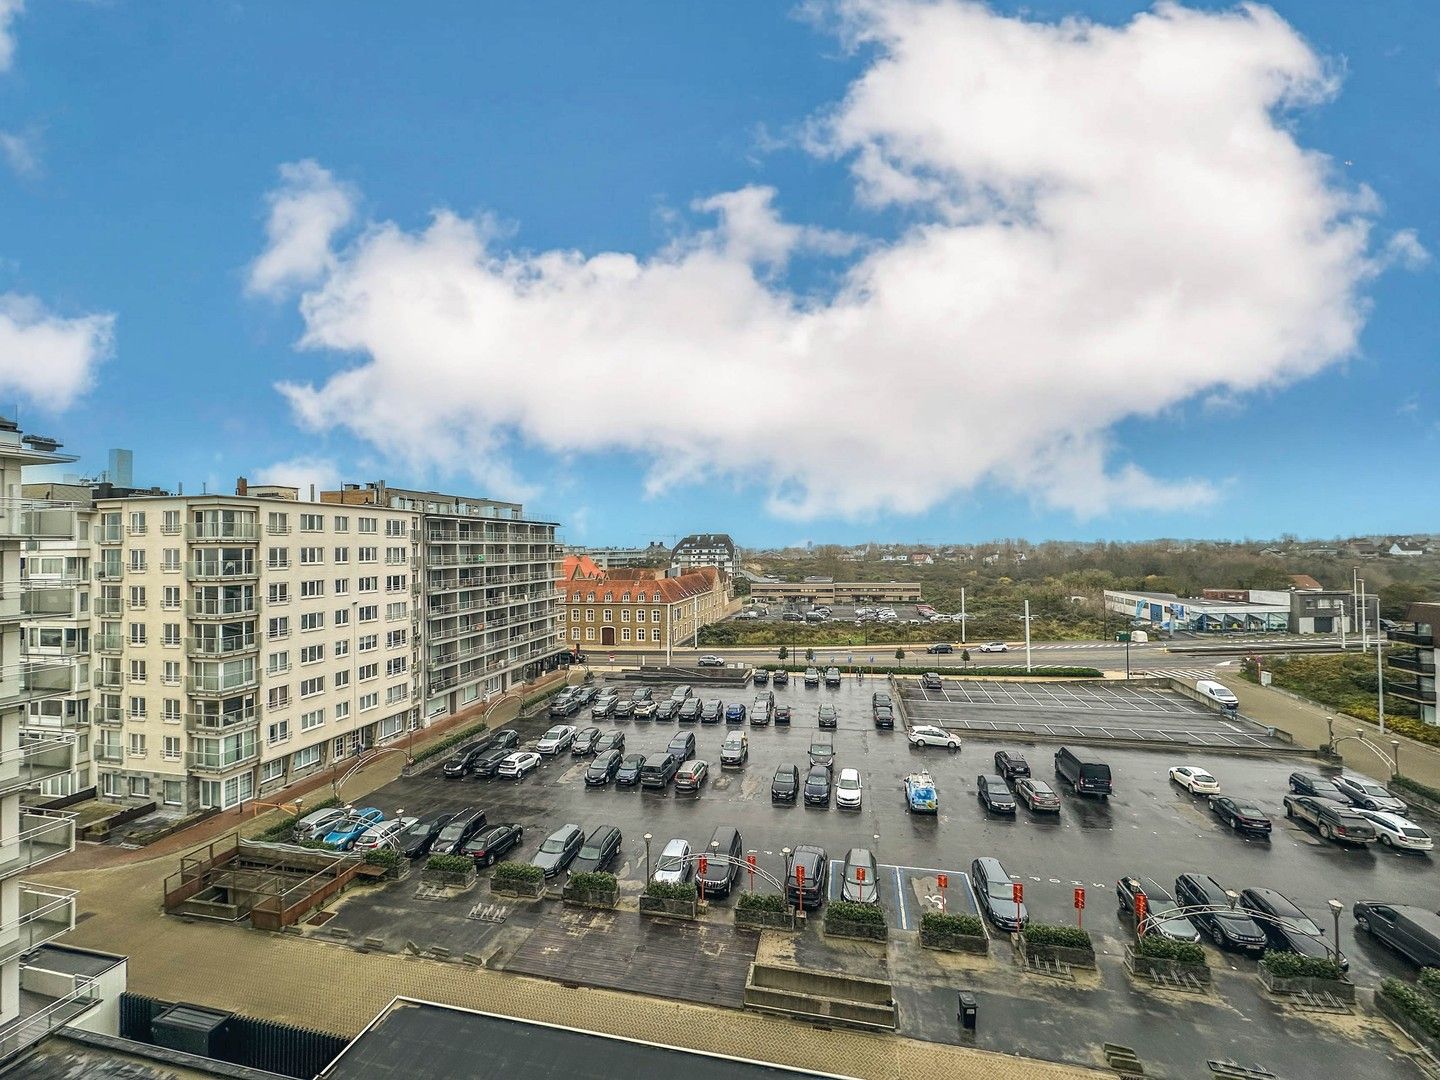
[1320,823,1333,840]
[1208,924,1225,946]
[1355,914,1370,933]
[1379,833,1392,847]
[947,741,958,751]
[1284,804,1294,819]
[916,738,927,747]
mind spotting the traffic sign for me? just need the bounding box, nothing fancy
[698,856,708,876]
[1135,892,1149,937]
[1074,887,1085,910]
[856,867,866,883]
[937,873,949,890]
[1012,882,1024,903]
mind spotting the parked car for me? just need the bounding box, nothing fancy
[697,654,726,667]
[1173,874,1267,955]
[293,806,348,842]
[1355,810,1434,851]
[971,856,1027,931]
[1240,888,1346,969]
[1332,774,1407,813]
[322,807,385,850]
[1115,875,1202,943]
[396,812,455,858]
[615,753,646,787]
[1054,747,1112,797]
[907,724,960,750]
[353,816,413,852]
[667,731,696,762]
[634,693,659,720]
[720,731,749,768]
[804,764,833,807]
[979,641,1009,653]
[1283,794,1378,845]
[994,751,1031,783]
[481,728,520,753]
[531,824,584,879]
[497,750,542,779]
[803,667,820,687]
[585,749,623,786]
[441,743,489,779]
[751,693,774,726]
[1352,902,1440,967]
[904,771,938,813]
[461,823,523,867]
[1195,679,1239,711]
[594,731,625,755]
[1015,777,1061,812]
[613,696,637,720]
[697,826,743,897]
[977,774,1017,814]
[771,764,800,804]
[872,691,893,710]
[785,845,828,910]
[569,825,622,874]
[431,808,488,856]
[920,672,942,691]
[752,669,770,687]
[653,700,680,722]
[1287,771,1349,803]
[670,685,694,701]
[817,704,838,729]
[841,848,879,903]
[572,685,599,708]
[725,702,747,725]
[591,689,620,718]
[926,643,954,654]
[652,838,693,884]
[824,667,841,687]
[774,703,792,725]
[571,727,601,756]
[700,699,724,724]
[548,689,582,718]
[472,745,512,778]
[537,725,577,755]
[1209,796,1272,836]
[1169,765,1220,795]
[835,767,863,810]
[772,669,789,687]
[677,698,703,724]
[873,705,895,729]
[675,760,710,793]
[808,739,835,769]
[640,752,680,789]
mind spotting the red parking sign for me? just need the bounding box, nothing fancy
[1012,882,1024,904]
[856,867,866,883]
[1074,887,1085,910]
[937,873,948,890]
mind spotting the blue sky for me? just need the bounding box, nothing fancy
[1,1,1435,548]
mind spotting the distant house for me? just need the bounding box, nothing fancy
[910,553,933,566]
[1352,542,1380,559]
[1388,541,1425,558]
[983,552,1001,566]
[1289,574,1323,591]
[1259,547,1286,558]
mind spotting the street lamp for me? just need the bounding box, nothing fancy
[1327,898,1344,963]
[1392,740,1401,780]
[1224,889,1239,911]
[782,847,795,919]
[644,833,653,882]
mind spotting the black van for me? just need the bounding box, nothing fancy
[640,752,679,789]
[697,825,744,897]
[1054,746,1112,797]
[1353,902,1440,967]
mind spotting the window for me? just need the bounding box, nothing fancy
[358,517,377,534]
[585,609,595,622]
[128,659,147,683]
[358,576,378,592]
[334,547,349,564]
[163,779,183,805]
[386,657,407,677]
[102,773,122,797]
[358,546,378,563]
[620,627,631,641]
[359,692,379,711]
[261,759,285,783]
[301,708,325,731]
[651,628,661,642]
[386,629,407,648]
[386,602,407,620]
[129,511,147,534]
[333,515,349,533]
[162,736,181,761]
[299,513,324,532]
[293,744,321,770]
[163,622,180,646]
[162,509,181,535]
[162,698,180,722]
[385,574,406,592]
[621,593,631,603]
[129,549,146,571]
[571,627,580,640]
[300,579,324,598]
[300,612,324,631]
[358,634,378,652]
[268,719,291,744]
[585,627,595,641]
[127,732,146,757]
[129,585,147,608]
[334,640,349,658]
[334,578,349,595]
[163,660,181,685]
[333,736,347,759]
[129,776,151,797]
[651,609,660,622]
[300,546,324,565]
[386,519,407,537]
[128,695,146,718]
[380,713,405,737]
[128,622,147,645]
[620,609,629,622]
[358,605,378,622]
[267,685,290,710]
[162,548,181,571]
[268,617,290,640]
[268,583,290,605]
[602,609,612,622]
[301,644,324,664]
[386,546,407,564]
[268,651,290,675]
[603,593,613,603]
[268,511,290,534]
[267,547,289,569]
[386,684,408,704]
[334,608,350,627]
[162,586,181,610]
[587,592,596,603]
[334,669,350,688]
[359,663,379,681]
[300,675,324,697]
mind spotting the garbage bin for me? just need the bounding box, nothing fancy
[957,990,978,1030]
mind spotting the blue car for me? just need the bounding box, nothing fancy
[321,807,385,849]
[725,703,747,724]
[903,772,938,814]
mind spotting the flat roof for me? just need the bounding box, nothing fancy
[1104,589,1286,613]
[321,998,856,1080]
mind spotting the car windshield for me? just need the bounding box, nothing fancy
[540,836,570,854]
[657,854,683,871]
[810,744,831,755]
[1356,781,1388,795]
[543,728,564,739]
[986,880,1016,901]
[579,843,603,859]
[1280,914,1322,936]
[839,776,860,789]
[437,822,464,842]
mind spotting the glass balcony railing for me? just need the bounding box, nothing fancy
[94,745,123,764]
[91,597,123,616]
[0,884,78,966]
[0,664,76,707]
[185,746,259,774]
[0,969,99,1062]
[187,598,258,619]
[91,669,122,690]
[185,521,259,542]
[186,672,260,696]
[0,501,80,541]
[93,632,123,655]
[0,738,76,797]
[0,809,77,878]
[92,706,123,728]
[185,561,258,582]
[185,707,260,734]
[186,635,258,658]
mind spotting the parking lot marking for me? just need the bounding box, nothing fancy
[893,865,908,929]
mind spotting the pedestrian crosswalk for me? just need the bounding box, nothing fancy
[1138,668,1217,681]
[1029,643,1121,650]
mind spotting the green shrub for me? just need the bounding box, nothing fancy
[1420,967,1440,1000]
[299,839,334,851]
[826,901,886,926]
[363,848,401,870]
[424,853,474,875]
[255,796,340,842]
[1260,951,1346,980]
[778,646,788,660]
[644,880,698,902]
[567,871,618,893]
[736,892,787,913]
[490,860,544,886]
[1392,776,1440,803]
[1023,924,1093,950]
[1382,979,1440,1038]
[921,911,985,938]
[1137,935,1206,964]
[412,721,493,765]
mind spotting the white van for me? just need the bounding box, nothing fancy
[1129,630,1149,643]
[1196,680,1239,711]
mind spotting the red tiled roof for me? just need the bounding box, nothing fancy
[561,566,721,605]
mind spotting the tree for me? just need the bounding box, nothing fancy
[961,648,971,664]
[778,645,788,660]
[895,647,905,661]
[805,648,815,662]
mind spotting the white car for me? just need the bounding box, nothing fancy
[497,751,542,779]
[1169,766,1220,794]
[352,816,413,852]
[836,768,864,809]
[907,724,961,751]
[979,641,1008,653]
[652,838,692,884]
[1356,809,1434,851]
[536,725,577,755]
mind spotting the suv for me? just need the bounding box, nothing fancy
[548,690,581,718]
[591,689,619,718]
[697,826,743,897]
[570,825,622,875]
[667,731,697,762]
[1287,771,1349,803]
[1283,794,1378,845]
[808,739,835,769]
[1174,874,1267,955]
[817,704,838,729]
[431,808,489,856]
[920,672,942,691]
[971,856,1027,931]
[994,751,1031,783]
[785,845,828,910]
[1054,746,1112,797]
[1353,903,1440,968]
[824,667,841,687]
[640,753,679,789]
[803,667,820,687]
[699,698,724,724]
[720,731,749,768]
[926,643,954,654]
[872,704,894,730]
[751,693,774,726]
[1115,875,1201,942]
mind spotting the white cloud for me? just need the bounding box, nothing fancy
[0,294,113,409]
[0,128,38,176]
[0,0,22,73]
[253,455,340,500]
[260,0,1399,520]
[246,160,356,298]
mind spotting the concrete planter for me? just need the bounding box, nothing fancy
[1376,990,1440,1057]
[490,877,545,900]
[823,919,889,943]
[640,894,698,920]
[1019,935,1097,970]
[920,925,990,955]
[561,884,619,910]
[1124,945,1212,986]
[422,866,475,890]
[1258,964,1355,1003]
[735,908,798,932]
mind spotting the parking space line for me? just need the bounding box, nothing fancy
[893,864,909,930]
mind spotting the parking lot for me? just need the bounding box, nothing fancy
[309,674,1434,1078]
[730,602,933,624]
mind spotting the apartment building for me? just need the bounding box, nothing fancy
[1388,602,1438,727]
[0,421,84,1050]
[557,561,732,652]
[91,482,421,812]
[671,533,739,578]
[321,482,560,719]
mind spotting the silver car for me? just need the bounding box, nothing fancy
[652,838,692,884]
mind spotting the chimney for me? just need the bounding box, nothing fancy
[309,483,316,502]
[236,476,248,496]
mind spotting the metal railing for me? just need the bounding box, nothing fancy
[185,707,261,734]
[0,809,77,877]
[186,746,260,774]
[0,884,79,966]
[0,972,97,1061]
[186,634,258,658]
[186,522,260,541]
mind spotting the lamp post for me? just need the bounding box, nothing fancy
[1325,715,1335,757]
[644,833,653,882]
[1373,596,1386,736]
[1124,631,1132,681]
[781,846,792,911]
[1327,898,1343,963]
[1392,740,1401,780]
[1224,889,1240,911]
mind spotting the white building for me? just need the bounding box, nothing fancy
[671,534,739,578]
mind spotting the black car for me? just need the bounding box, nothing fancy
[480,728,520,753]
[396,812,455,859]
[1174,873,1267,955]
[594,731,625,755]
[441,743,489,779]
[531,824,584,879]
[1210,796,1272,836]
[700,699,724,724]
[753,669,770,686]
[786,845,828,910]
[774,704,792,725]
[431,808,488,855]
[461,823,523,867]
[570,825,622,875]
[655,700,681,722]
[471,745,512,779]
[804,765,832,807]
[1287,771,1349,803]
[1240,888,1346,970]
[824,667,841,687]
[613,697,637,720]
[615,753,646,787]
[772,670,789,687]
[808,740,835,770]
[926,643,954,654]
[920,672,942,691]
[697,825,744,897]
[678,698,703,724]
[585,749,623,786]
[572,685,599,707]
[1353,903,1440,968]
[667,731,697,762]
[872,691,893,710]
[872,705,894,730]
[977,774,1017,814]
[771,764,800,804]
[817,705,838,729]
[640,752,680,789]
[971,856,1027,932]
[1115,875,1201,942]
[571,727,601,756]
[994,751,1031,783]
[549,692,583,719]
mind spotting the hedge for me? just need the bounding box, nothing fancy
[491,860,544,886]
[1392,775,1440,803]
[826,901,886,926]
[1137,935,1206,964]
[364,848,401,871]
[1381,979,1440,1039]
[412,722,493,766]
[255,796,340,842]
[1023,924,1092,949]
[921,911,984,938]
[751,663,1103,679]
[1421,968,1440,999]
[1259,951,1346,980]
[644,880,698,901]
[736,892,787,913]
[425,853,474,875]
[567,872,618,893]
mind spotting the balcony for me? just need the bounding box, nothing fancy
[0,809,77,878]
[91,669,122,690]
[186,745,259,774]
[93,632,123,655]
[0,965,101,1062]
[93,706,122,728]
[187,598,258,619]
[185,522,259,542]
[20,585,79,619]
[186,672,260,696]
[1388,680,1436,706]
[1389,628,1435,648]
[94,745,122,764]
[91,596,123,616]
[185,706,260,734]
[0,663,76,707]
[0,738,76,797]
[0,885,78,967]
[1389,653,1437,677]
[95,523,123,544]
[186,561,258,582]
[186,634,258,659]
[92,565,123,582]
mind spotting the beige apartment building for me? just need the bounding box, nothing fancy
[557,560,732,653]
[90,482,421,813]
